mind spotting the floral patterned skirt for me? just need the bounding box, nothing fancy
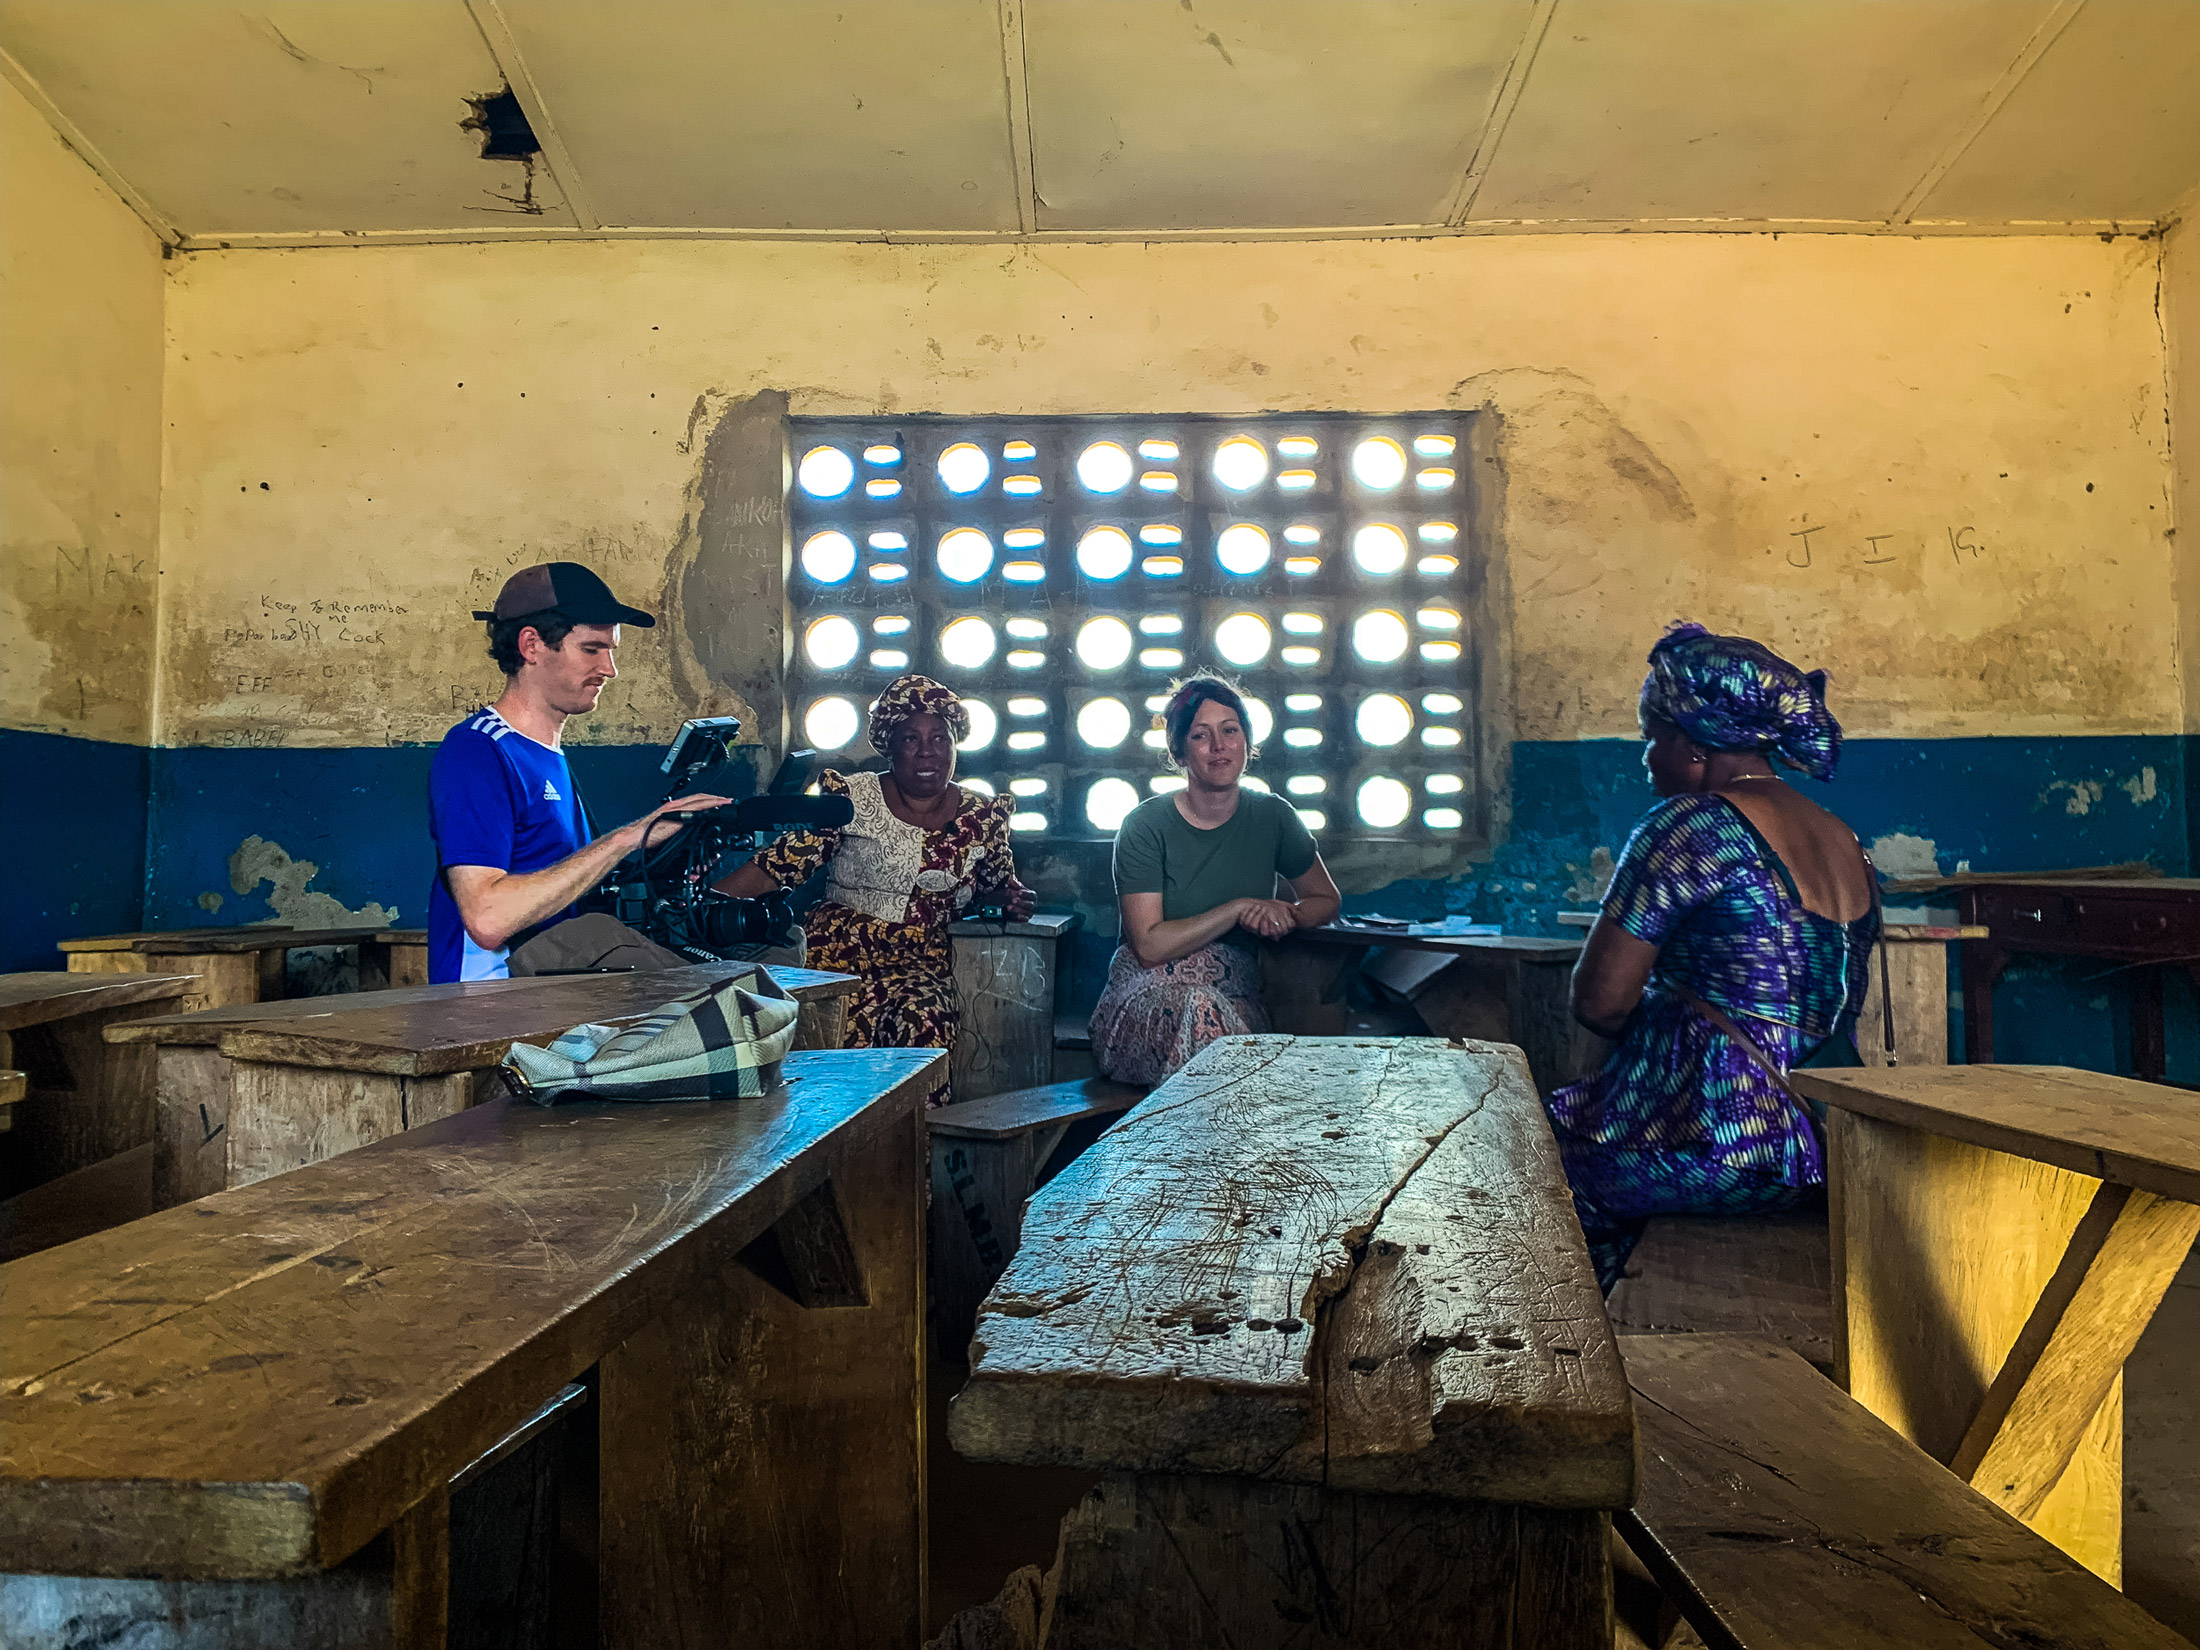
[1089,942,1268,1087]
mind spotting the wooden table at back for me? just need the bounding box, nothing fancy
[0,973,199,1195]
[0,1046,938,1649]
[58,926,427,1012]
[951,1034,1634,1649]
[107,963,862,1208]
[1792,1062,2200,1587]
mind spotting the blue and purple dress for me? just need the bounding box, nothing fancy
[1545,793,1878,1288]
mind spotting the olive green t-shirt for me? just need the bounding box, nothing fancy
[1112,790,1319,943]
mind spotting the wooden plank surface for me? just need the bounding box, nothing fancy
[951,1036,1633,1509]
[0,972,198,1031]
[0,1046,940,1579]
[108,976,560,1048]
[58,927,292,954]
[946,913,1080,939]
[1618,1335,2189,1650]
[1305,925,1582,959]
[1795,1065,2200,1205]
[154,964,857,1076]
[66,928,388,957]
[928,1078,1144,1142]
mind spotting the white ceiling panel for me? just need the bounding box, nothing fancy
[1025,0,1535,230]
[498,0,1021,231]
[1921,0,2200,222]
[0,0,569,235]
[1471,0,2062,222]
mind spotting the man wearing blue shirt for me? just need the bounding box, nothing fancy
[428,563,729,983]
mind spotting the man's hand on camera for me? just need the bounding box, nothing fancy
[620,793,734,853]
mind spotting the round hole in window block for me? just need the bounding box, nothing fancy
[1006,697,1045,717]
[1213,612,1272,667]
[1075,616,1134,670]
[1007,731,1046,751]
[1417,555,1460,576]
[1355,693,1413,746]
[938,617,997,670]
[1241,695,1274,747]
[1416,605,1460,630]
[1216,523,1272,576]
[1278,436,1319,459]
[1425,807,1464,829]
[936,528,994,583]
[1009,778,1048,797]
[803,696,860,750]
[1010,811,1048,833]
[1356,775,1412,829]
[1076,697,1133,749]
[1422,692,1464,714]
[1084,777,1141,831]
[1426,773,1465,795]
[1286,775,1326,796]
[869,649,908,670]
[1003,475,1044,498]
[1414,433,1456,457]
[1416,468,1456,492]
[803,615,860,671]
[1076,441,1134,494]
[865,479,900,499]
[1077,526,1134,580]
[1351,610,1410,663]
[1353,523,1409,575]
[797,445,855,498]
[863,443,901,465]
[1419,641,1462,662]
[1351,437,1408,490]
[1003,561,1045,583]
[937,441,990,494]
[957,699,997,751]
[1212,437,1269,492]
[1002,439,1037,461]
[1422,727,1464,747]
[799,530,857,584]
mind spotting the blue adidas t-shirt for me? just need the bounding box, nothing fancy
[427,708,591,983]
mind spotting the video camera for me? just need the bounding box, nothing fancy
[580,716,855,963]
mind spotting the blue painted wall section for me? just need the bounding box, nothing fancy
[0,728,148,972]
[12,726,2191,1080]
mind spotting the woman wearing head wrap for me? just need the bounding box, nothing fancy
[717,673,1033,1100]
[1087,673,1341,1086]
[1549,623,1879,1290]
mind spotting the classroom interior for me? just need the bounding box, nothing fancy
[2,3,2198,1647]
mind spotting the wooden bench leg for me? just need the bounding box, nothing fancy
[153,1045,235,1208]
[1829,1108,2176,1583]
[1262,943,1359,1036]
[0,1489,449,1649]
[1,1004,163,1197]
[793,994,847,1053]
[1044,1472,1610,1649]
[597,1107,926,1647]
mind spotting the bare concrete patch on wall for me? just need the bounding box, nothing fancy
[228,836,396,928]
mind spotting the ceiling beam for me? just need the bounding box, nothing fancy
[2,48,179,247]
[1893,0,2087,225]
[462,0,600,232]
[999,0,1038,236]
[1442,0,1561,229]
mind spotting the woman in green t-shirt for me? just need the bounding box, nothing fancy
[1089,675,1340,1085]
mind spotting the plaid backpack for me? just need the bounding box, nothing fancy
[501,967,800,1104]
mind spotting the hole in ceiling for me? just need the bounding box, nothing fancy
[464,87,539,160]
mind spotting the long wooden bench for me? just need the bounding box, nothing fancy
[951,1035,1632,1649]
[0,1045,940,1649]
[927,1077,1144,1354]
[107,963,861,1206]
[60,925,398,1011]
[0,972,198,1195]
[1618,1334,2190,1649]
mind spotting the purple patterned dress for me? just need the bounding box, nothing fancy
[1546,793,1878,1288]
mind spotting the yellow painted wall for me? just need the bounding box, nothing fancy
[0,77,165,743]
[2168,207,2200,733]
[155,232,2172,751]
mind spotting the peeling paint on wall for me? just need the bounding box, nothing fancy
[1868,831,1942,880]
[1565,846,1617,903]
[228,835,396,927]
[2044,778,2106,816]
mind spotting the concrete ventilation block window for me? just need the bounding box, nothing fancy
[787,415,1485,845]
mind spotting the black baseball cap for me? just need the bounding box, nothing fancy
[471,562,655,628]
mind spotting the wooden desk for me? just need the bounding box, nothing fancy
[60,925,395,1012]
[110,964,862,1206]
[947,912,1079,1102]
[0,1046,936,1649]
[1957,878,2200,1081]
[1279,926,1604,1093]
[1793,1063,2200,1585]
[951,1035,1631,1648]
[0,973,198,1195]
[357,928,429,991]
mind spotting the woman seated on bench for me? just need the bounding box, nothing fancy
[717,673,1033,1101]
[1550,623,1880,1291]
[1090,674,1340,1085]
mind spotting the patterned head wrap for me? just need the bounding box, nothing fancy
[868,673,969,753]
[1639,622,1843,781]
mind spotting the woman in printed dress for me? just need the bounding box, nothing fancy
[717,674,1033,1101]
[1089,674,1341,1086]
[1550,623,1881,1290]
